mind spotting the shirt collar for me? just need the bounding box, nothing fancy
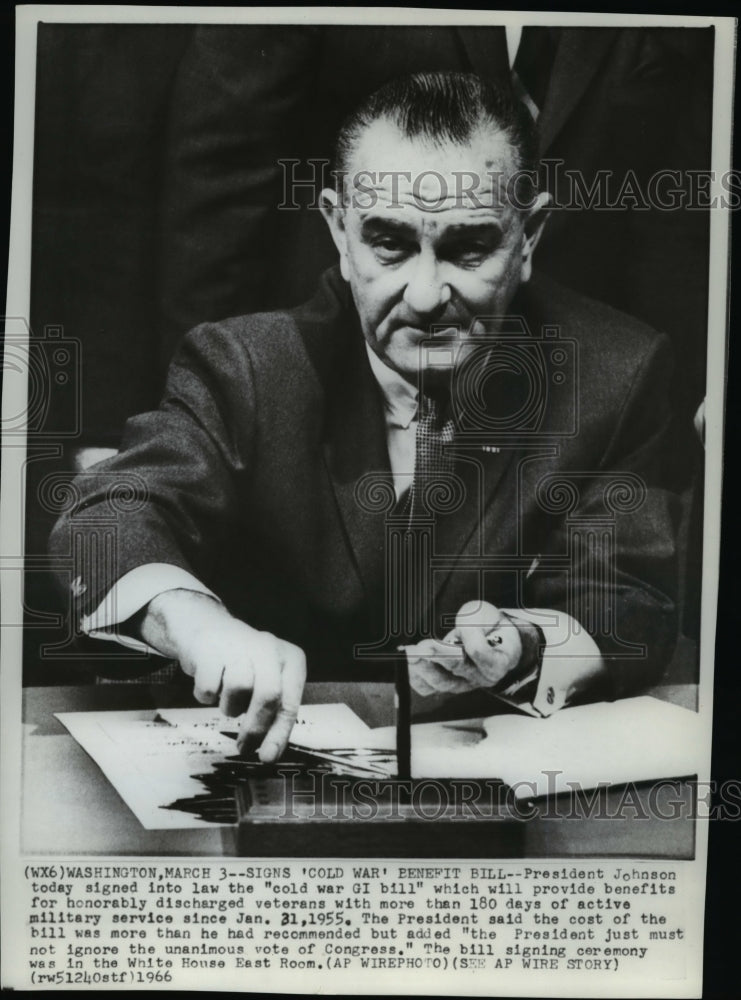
[365,343,419,429]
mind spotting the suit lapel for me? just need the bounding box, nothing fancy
[538,28,616,154]
[323,325,392,604]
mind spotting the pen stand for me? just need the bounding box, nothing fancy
[236,771,525,857]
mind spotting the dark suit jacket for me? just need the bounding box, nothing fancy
[49,268,681,699]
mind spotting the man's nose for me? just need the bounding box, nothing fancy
[402,254,451,317]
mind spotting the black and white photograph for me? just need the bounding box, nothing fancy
[0,7,735,995]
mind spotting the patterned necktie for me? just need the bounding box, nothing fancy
[404,395,456,523]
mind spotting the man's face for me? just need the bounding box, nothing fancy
[321,118,548,385]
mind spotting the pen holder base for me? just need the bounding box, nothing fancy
[236,772,525,857]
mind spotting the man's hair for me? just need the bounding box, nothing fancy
[333,71,539,204]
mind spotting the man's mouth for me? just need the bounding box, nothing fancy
[394,323,462,340]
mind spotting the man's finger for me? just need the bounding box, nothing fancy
[178,655,197,679]
[192,659,225,704]
[405,637,465,663]
[237,647,283,753]
[457,626,497,675]
[408,661,440,697]
[219,659,255,718]
[258,645,307,763]
[401,638,455,659]
[407,659,471,694]
[428,653,497,692]
[455,600,504,632]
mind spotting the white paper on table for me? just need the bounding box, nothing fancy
[157,703,372,751]
[55,703,373,830]
[367,696,701,798]
[55,709,235,829]
[56,697,698,828]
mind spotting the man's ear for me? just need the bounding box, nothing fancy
[520,190,552,284]
[319,188,350,281]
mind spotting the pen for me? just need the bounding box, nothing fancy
[401,642,464,659]
[400,632,503,659]
[395,658,411,780]
[289,746,392,776]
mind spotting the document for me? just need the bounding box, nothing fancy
[368,696,701,796]
[55,696,700,828]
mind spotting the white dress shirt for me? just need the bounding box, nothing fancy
[364,343,420,500]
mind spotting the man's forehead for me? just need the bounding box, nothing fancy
[342,118,519,213]
[357,206,507,235]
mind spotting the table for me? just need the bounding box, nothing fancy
[21,683,697,858]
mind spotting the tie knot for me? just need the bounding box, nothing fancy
[417,394,451,427]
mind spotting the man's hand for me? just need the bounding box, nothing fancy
[405,601,523,697]
[139,590,306,761]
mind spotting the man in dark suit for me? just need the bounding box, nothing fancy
[26,24,517,687]
[49,73,680,763]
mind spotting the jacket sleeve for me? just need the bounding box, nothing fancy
[48,322,257,624]
[523,332,681,699]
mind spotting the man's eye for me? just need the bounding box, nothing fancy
[372,238,411,262]
[446,243,491,265]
